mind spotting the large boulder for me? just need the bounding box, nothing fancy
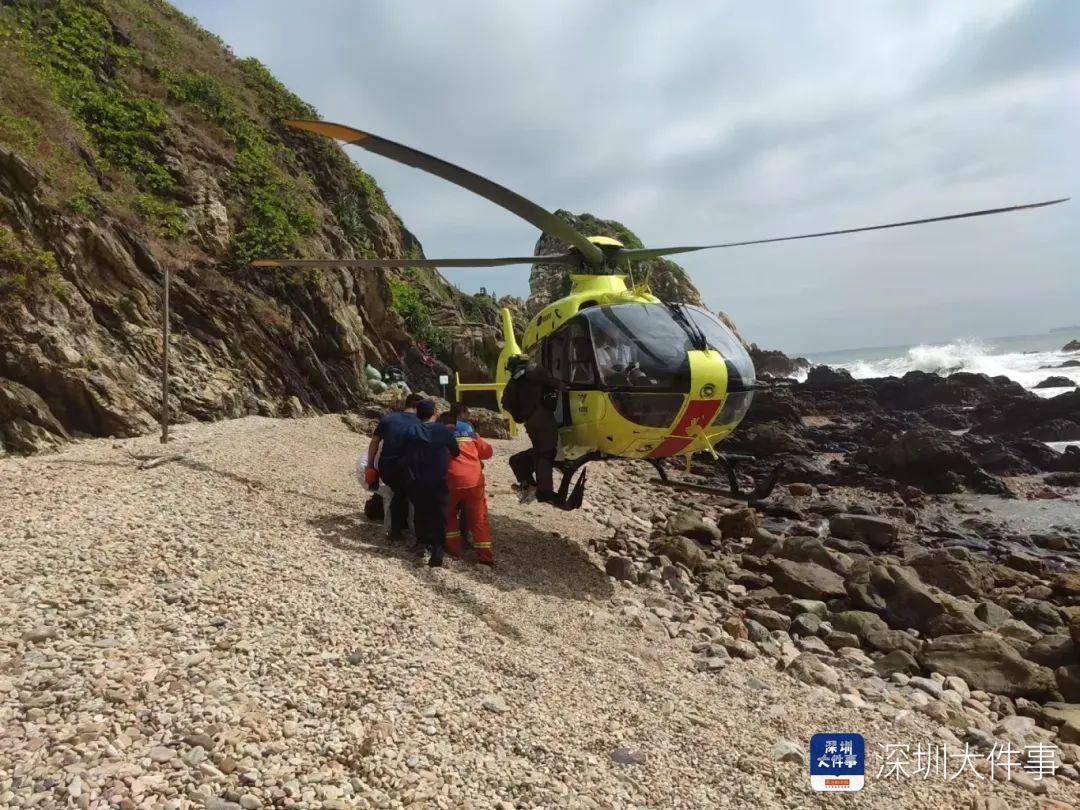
[1034,376,1077,389]
[652,535,709,573]
[917,634,1057,699]
[868,565,987,637]
[724,423,811,456]
[1059,666,1080,702]
[868,428,1009,495]
[908,548,993,598]
[804,365,856,390]
[830,610,920,655]
[718,508,757,540]
[786,653,841,690]
[829,514,897,550]
[1044,704,1080,744]
[668,509,722,544]
[779,536,851,575]
[1026,635,1077,669]
[767,559,846,601]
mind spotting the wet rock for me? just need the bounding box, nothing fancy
[829,514,897,550]
[804,365,857,390]
[868,428,1010,495]
[1034,375,1077,389]
[917,634,1057,700]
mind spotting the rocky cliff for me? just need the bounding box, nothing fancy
[0,0,503,454]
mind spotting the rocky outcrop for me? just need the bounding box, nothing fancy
[527,211,704,314]
[918,634,1057,700]
[748,345,810,379]
[0,2,504,453]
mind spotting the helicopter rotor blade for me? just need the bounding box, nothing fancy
[251,253,579,269]
[285,119,605,267]
[615,198,1069,262]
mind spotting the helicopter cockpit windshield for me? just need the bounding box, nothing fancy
[543,303,756,429]
[582,304,692,391]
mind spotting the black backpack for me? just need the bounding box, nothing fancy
[501,369,530,423]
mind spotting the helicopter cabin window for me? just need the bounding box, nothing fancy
[543,317,597,387]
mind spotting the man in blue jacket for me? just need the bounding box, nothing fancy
[403,399,460,567]
[366,392,424,541]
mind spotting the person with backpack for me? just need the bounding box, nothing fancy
[402,399,460,567]
[439,408,495,565]
[365,392,424,541]
[501,355,565,504]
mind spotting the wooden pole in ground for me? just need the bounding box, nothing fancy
[160,266,170,444]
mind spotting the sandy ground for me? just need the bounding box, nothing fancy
[0,415,1075,809]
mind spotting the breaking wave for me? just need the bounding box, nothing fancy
[823,339,1080,396]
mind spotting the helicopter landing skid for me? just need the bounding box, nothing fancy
[648,454,782,502]
[552,452,601,511]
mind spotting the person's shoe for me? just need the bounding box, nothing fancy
[386,530,406,544]
[409,540,426,557]
[536,490,559,504]
[476,557,496,568]
[428,553,444,568]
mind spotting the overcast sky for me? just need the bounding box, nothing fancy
[176,0,1077,355]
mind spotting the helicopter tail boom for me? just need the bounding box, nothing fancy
[454,307,522,437]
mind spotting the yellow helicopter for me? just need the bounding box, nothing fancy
[255,119,1066,507]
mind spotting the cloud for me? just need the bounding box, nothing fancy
[176,0,1078,352]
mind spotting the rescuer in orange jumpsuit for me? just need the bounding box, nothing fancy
[439,408,494,565]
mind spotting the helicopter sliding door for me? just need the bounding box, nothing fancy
[541,316,604,430]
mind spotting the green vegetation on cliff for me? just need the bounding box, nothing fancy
[0,0,398,266]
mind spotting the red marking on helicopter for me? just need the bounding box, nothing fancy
[649,400,722,458]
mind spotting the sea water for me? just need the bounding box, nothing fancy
[806,327,1080,398]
